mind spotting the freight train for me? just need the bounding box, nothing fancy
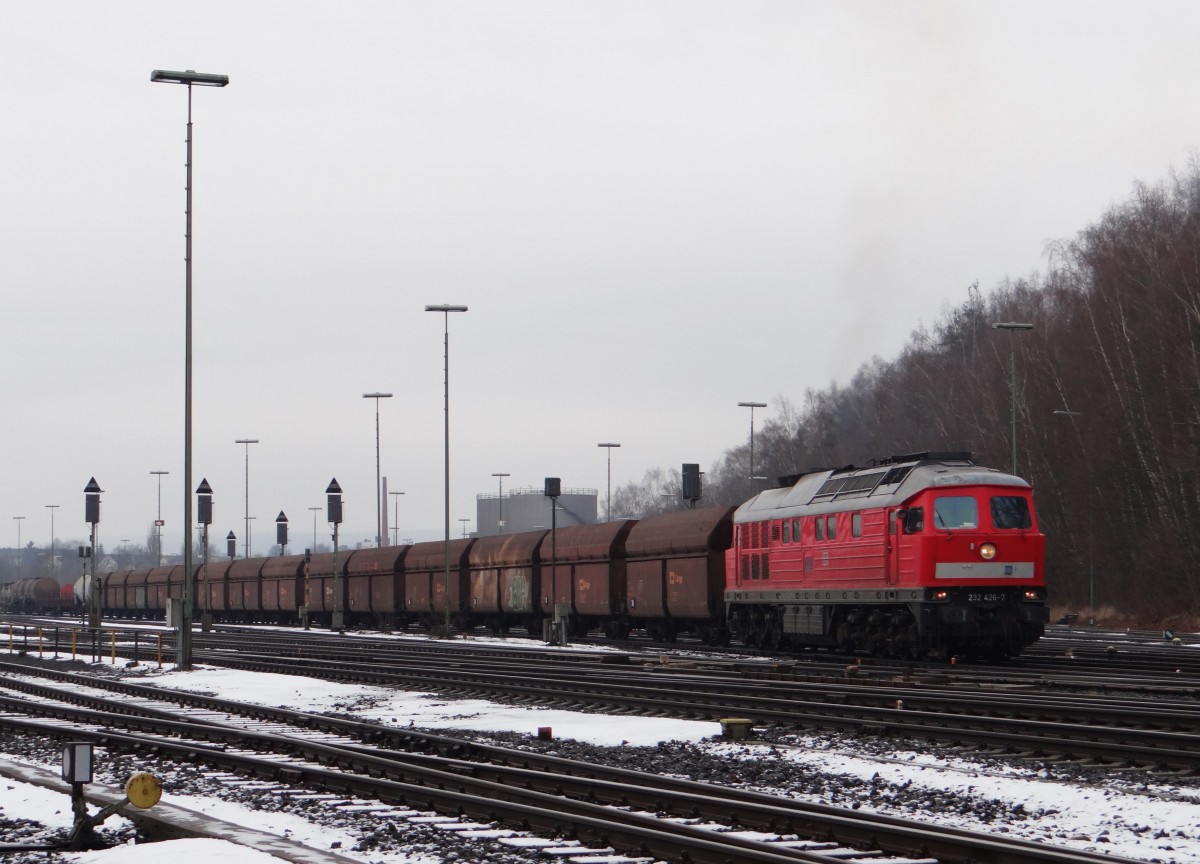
[2,452,1049,659]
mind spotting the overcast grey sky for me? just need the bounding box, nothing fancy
[3,1,1197,555]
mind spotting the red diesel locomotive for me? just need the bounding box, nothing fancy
[725,451,1048,658]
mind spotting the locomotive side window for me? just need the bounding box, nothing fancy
[933,496,978,529]
[815,517,824,541]
[903,507,924,533]
[826,515,836,539]
[851,512,862,538]
[792,518,801,541]
[782,520,791,543]
[991,496,1032,529]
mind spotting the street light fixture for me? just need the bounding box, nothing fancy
[234,439,259,558]
[491,473,509,534]
[150,470,169,567]
[362,392,393,547]
[597,443,620,522]
[152,67,229,670]
[458,517,470,538]
[737,401,768,481]
[425,303,468,636]
[992,322,1034,474]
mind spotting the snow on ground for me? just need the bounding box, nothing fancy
[142,665,717,746]
[4,651,1200,862]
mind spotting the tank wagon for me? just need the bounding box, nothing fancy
[9,452,1046,659]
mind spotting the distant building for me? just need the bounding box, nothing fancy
[475,486,598,536]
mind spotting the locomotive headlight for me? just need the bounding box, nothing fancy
[933,590,948,601]
[1024,589,1040,601]
[979,543,997,560]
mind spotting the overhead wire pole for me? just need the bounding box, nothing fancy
[45,505,59,580]
[737,401,767,481]
[12,516,24,580]
[363,392,393,547]
[425,304,468,637]
[234,439,259,558]
[307,506,321,552]
[991,322,1034,474]
[491,473,509,534]
[596,443,620,522]
[390,490,404,545]
[1053,409,1095,624]
[150,470,169,566]
[152,67,229,670]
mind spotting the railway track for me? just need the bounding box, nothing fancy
[7,621,1200,771]
[0,659,1149,864]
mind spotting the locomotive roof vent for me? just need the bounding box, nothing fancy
[878,450,973,465]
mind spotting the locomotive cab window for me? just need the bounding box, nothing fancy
[903,507,924,533]
[933,496,978,530]
[991,496,1032,529]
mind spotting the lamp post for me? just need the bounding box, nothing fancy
[153,68,229,670]
[12,516,24,579]
[491,473,509,534]
[991,321,1034,474]
[45,505,59,578]
[737,401,768,481]
[425,303,468,636]
[362,392,393,547]
[234,439,258,558]
[389,491,404,545]
[1053,409,1095,624]
[196,479,213,630]
[596,443,620,522]
[150,470,169,567]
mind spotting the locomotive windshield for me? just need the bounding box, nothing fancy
[990,495,1032,529]
[933,496,978,529]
